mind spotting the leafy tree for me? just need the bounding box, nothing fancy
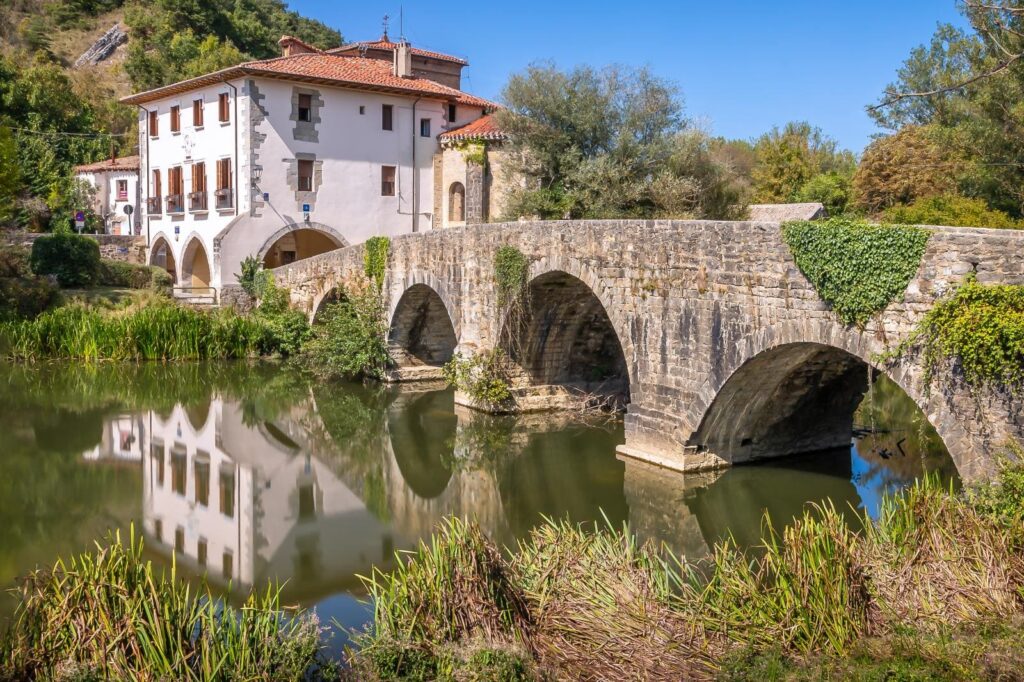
[497,63,745,220]
[852,126,959,214]
[882,194,1021,229]
[751,122,855,204]
[0,125,19,227]
[795,173,853,216]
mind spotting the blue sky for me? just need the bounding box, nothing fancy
[290,1,965,153]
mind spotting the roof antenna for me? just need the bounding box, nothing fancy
[382,13,390,41]
[400,6,404,42]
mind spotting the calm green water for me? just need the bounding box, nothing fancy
[0,361,957,650]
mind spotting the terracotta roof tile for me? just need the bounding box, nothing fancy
[438,114,506,142]
[326,36,468,65]
[121,53,498,110]
[74,155,140,173]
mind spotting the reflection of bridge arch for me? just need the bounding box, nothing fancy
[386,391,457,499]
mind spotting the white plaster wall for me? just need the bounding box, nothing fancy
[77,169,140,235]
[140,79,245,287]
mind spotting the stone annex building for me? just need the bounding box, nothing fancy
[120,33,511,303]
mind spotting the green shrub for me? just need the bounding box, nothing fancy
[97,259,173,292]
[886,277,1024,391]
[494,245,529,310]
[782,218,931,326]
[883,194,1023,230]
[30,233,101,287]
[236,254,262,298]
[302,280,390,380]
[443,349,514,410]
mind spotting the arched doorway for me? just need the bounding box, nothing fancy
[261,226,345,269]
[181,237,212,292]
[388,284,458,369]
[501,270,629,409]
[448,182,465,224]
[150,236,177,283]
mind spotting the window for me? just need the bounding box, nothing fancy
[222,551,233,580]
[449,182,465,222]
[197,539,207,567]
[194,455,210,506]
[218,93,230,122]
[297,159,314,192]
[171,449,186,495]
[448,103,457,123]
[420,118,431,137]
[174,527,185,554]
[117,179,128,201]
[381,165,396,196]
[219,467,235,517]
[297,93,312,122]
[149,109,159,137]
[170,105,180,133]
[150,442,165,486]
[154,519,163,543]
[382,104,393,131]
[190,162,207,211]
[149,169,162,214]
[215,158,232,209]
[193,99,204,127]
[359,105,365,115]
[167,167,184,213]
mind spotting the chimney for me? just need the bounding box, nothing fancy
[278,35,315,58]
[394,41,413,78]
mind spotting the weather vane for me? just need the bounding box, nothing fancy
[382,14,390,39]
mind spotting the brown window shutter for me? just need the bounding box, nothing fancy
[149,110,158,137]
[219,93,230,122]
[194,99,203,127]
[153,169,161,197]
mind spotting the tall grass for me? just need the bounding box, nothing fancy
[354,464,1024,681]
[0,300,290,361]
[0,528,337,681]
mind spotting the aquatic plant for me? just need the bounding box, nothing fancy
[351,465,1024,680]
[0,528,338,681]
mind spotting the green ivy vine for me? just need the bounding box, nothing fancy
[456,140,487,167]
[782,218,931,327]
[884,276,1024,392]
[494,245,528,310]
[363,236,390,289]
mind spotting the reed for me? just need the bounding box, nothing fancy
[0,527,337,682]
[353,465,1024,681]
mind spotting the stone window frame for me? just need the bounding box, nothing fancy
[381,165,397,196]
[286,152,323,208]
[290,87,323,142]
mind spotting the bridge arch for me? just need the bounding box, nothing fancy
[388,283,459,370]
[686,320,973,476]
[258,222,347,269]
[501,262,631,408]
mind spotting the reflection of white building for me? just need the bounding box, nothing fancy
[141,398,391,595]
[83,414,144,462]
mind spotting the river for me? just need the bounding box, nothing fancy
[0,361,957,653]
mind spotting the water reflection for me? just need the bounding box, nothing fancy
[0,362,957,637]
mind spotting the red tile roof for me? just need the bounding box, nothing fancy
[438,114,507,142]
[121,52,497,109]
[74,155,140,173]
[327,35,468,65]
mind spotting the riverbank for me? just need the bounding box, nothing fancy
[1,452,1020,680]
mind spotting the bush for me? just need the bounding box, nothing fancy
[443,349,515,410]
[30,233,100,287]
[882,194,1023,230]
[302,280,390,380]
[236,254,262,298]
[0,246,59,322]
[97,259,173,292]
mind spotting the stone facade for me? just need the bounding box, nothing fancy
[271,219,1024,482]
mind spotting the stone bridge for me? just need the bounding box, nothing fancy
[272,220,1024,481]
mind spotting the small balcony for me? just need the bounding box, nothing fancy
[215,188,233,210]
[147,196,162,215]
[189,191,208,212]
[166,194,185,215]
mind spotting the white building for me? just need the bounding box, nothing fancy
[73,155,141,235]
[122,33,501,303]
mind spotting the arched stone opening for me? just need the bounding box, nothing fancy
[448,182,465,223]
[503,271,629,409]
[690,342,950,469]
[181,237,212,291]
[311,286,346,324]
[150,235,177,283]
[260,225,345,269]
[388,284,458,369]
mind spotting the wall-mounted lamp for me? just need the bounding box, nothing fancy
[251,165,263,189]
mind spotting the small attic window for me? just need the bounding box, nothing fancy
[297,93,312,122]
[359,105,365,115]
[448,104,457,123]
